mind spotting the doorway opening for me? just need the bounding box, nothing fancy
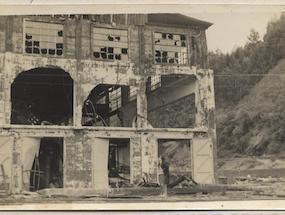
[158,139,192,187]
[108,138,130,188]
[29,137,63,191]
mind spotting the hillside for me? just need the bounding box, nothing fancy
[217,59,285,157]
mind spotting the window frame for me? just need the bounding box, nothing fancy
[23,18,65,58]
[91,26,129,63]
[152,31,189,66]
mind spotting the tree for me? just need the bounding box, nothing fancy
[247,28,260,45]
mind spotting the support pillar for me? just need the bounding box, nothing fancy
[130,135,142,184]
[136,78,148,128]
[11,133,23,194]
[194,69,217,184]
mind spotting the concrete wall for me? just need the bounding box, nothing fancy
[0,15,216,192]
[64,134,93,189]
[148,93,196,128]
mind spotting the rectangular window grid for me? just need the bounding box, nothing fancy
[150,76,161,91]
[24,20,64,56]
[92,27,128,62]
[154,32,188,65]
[109,87,122,111]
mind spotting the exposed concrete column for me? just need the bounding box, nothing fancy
[74,16,83,127]
[130,135,142,184]
[3,54,13,125]
[74,70,83,127]
[0,55,6,125]
[10,133,23,194]
[5,16,13,52]
[64,134,93,189]
[136,78,148,128]
[194,69,217,183]
[136,23,148,129]
[195,69,216,128]
[195,71,208,127]
[141,133,158,183]
[0,136,13,193]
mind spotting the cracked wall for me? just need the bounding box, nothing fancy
[0,15,216,192]
[65,133,93,189]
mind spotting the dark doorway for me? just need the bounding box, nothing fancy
[30,137,63,191]
[11,67,74,126]
[108,138,130,188]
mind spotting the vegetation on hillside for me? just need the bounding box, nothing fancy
[209,13,285,157]
[210,13,285,108]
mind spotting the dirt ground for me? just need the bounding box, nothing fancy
[218,156,285,171]
[1,157,285,204]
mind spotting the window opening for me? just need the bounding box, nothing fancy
[154,32,188,64]
[82,84,136,127]
[92,27,128,62]
[24,20,64,56]
[29,137,63,191]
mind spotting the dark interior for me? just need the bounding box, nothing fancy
[30,137,63,191]
[108,138,130,188]
[11,67,73,125]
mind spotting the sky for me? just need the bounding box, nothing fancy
[191,10,282,53]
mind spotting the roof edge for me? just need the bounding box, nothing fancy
[147,13,213,29]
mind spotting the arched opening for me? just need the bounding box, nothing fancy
[11,67,74,126]
[82,84,136,127]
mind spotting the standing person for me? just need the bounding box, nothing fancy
[159,156,169,198]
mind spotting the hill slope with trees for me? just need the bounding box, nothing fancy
[209,13,285,157]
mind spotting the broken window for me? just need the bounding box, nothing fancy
[92,27,128,62]
[108,138,130,188]
[29,137,63,191]
[158,139,191,186]
[82,84,136,127]
[154,32,188,65]
[147,74,196,128]
[24,20,64,56]
[11,67,74,126]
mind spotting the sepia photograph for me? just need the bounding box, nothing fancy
[0,2,284,210]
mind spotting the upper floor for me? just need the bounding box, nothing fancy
[0,14,212,70]
[0,14,215,130]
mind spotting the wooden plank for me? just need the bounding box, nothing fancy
[92,138,109,190]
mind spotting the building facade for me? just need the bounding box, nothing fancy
[0,14,216,193]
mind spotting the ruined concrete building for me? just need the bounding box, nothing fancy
[0,14,216,194]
